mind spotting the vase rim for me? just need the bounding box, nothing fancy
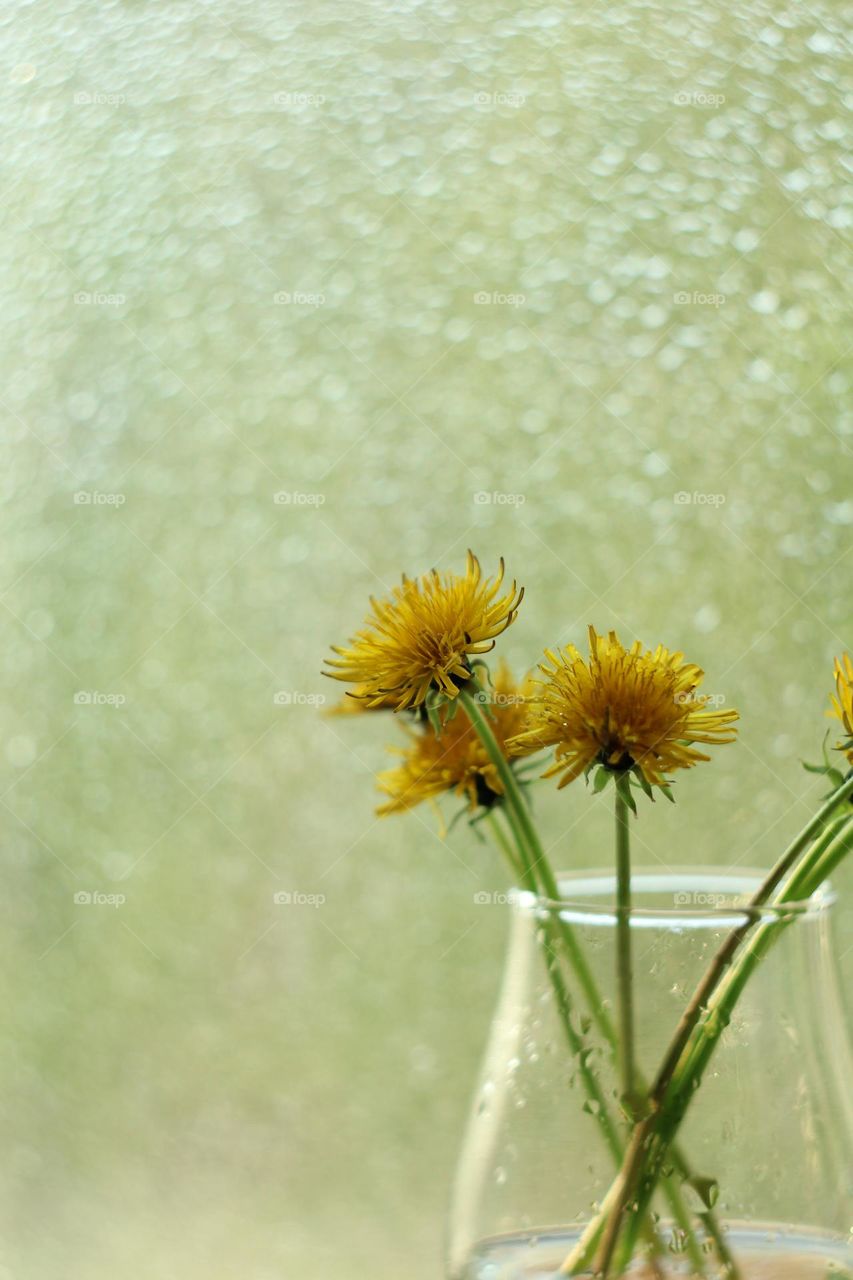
[511,867,835,928]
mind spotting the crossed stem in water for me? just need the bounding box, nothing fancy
[459,684,733,1276]
[566,775,853,1277]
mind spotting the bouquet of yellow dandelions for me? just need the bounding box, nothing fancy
[324,552,853,1279]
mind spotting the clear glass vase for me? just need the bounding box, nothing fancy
[447,870,853,1280]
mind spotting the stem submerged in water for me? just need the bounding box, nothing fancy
[564,775,853,1278]
[614,782,636,1109]
[460,685,718,1276]
[606,811,853,1273]
[647,771,853,1114]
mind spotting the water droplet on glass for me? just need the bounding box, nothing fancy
[683,1173,720,1212]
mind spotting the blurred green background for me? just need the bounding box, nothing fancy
[1,1,851,1276]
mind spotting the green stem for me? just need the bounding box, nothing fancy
[485,809,525,882]
[648,771,853,1112]
[462,687,710,1274]
[483,808,667,1263]
[481,814,622,1172]
[780,811,852,901]
[459,688,601,994]
[573,781,853,1278]
[460,686,617,1041]
[619,813,853,1259]
[614,784,636,1107]
[483,810,624,1165]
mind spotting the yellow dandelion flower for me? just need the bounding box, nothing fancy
[509,626,738,790]
[829,653,853,765]
[324,551,523,711]
[376,661,534,815]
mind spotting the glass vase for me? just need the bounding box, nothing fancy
[447,870,853,1279]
